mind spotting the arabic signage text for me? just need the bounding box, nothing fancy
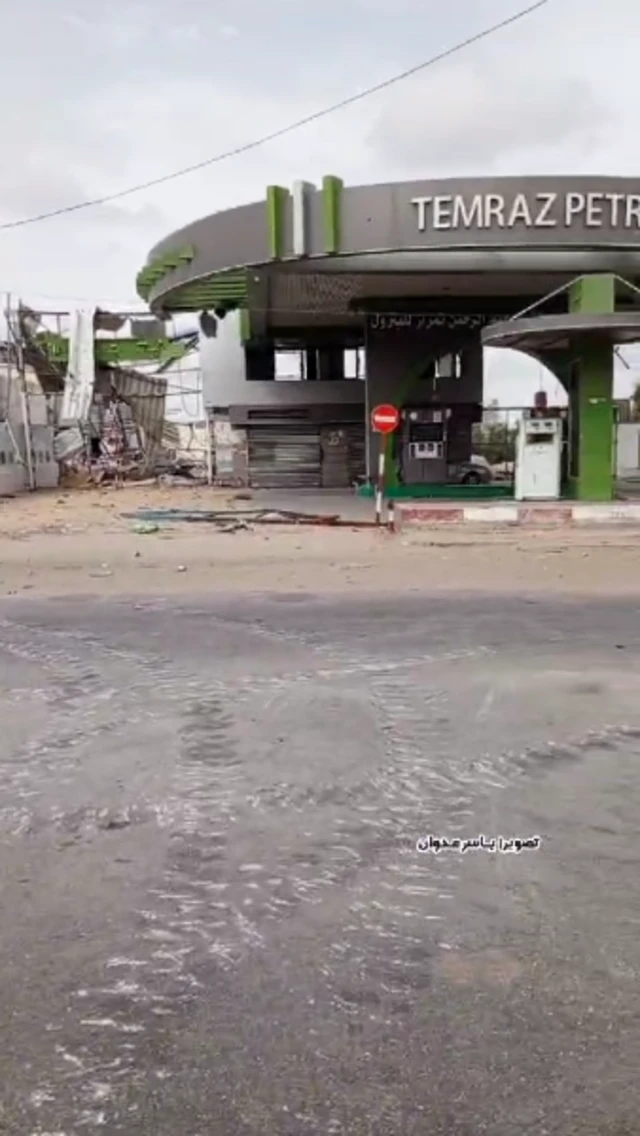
[416,833,541,854]
[368,313,493,332]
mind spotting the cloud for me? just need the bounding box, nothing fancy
[369,62,611,173]
[165,23,204,44]
[366,0,636,177]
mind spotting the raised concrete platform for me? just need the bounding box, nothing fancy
[396,502,640,529]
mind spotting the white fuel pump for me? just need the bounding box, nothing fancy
[514,414,563,501]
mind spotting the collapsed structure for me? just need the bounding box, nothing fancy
[0,304,207,493]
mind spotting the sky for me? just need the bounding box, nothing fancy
[0,0,639,404]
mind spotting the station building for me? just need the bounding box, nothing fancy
[137,176,640,499]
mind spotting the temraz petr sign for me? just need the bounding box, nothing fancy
[411,190,640,232]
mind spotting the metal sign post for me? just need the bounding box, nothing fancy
[370,404,400,526]
[375,440,385,525]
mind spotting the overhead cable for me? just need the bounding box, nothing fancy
[0,0,551,231]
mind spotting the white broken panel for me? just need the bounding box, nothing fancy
[61,308,96,424]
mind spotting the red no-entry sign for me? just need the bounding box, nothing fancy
[371,403,400,434]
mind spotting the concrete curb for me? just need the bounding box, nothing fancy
[396,503,640,529]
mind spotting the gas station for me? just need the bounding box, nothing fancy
[137,176,640,501]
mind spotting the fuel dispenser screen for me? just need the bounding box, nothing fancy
[525,431,555,445]
[410,422,443,443]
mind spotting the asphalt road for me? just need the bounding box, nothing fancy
[1,591,640,1135]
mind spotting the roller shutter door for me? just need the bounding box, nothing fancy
[247,424,322,488]
[346,422,366,483]
[320,423,366,487]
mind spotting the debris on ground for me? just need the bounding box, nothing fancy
[96,808,131,831]
[218,521,252,533]
[156,470,206,487]
[132,521,160,534]
[121,507,349,528]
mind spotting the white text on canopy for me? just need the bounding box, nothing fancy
[410,191,640,232]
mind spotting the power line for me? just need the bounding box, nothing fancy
[0,0,551,232]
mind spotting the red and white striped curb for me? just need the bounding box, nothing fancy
[396,503,640,528]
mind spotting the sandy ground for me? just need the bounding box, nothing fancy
[2,483,640,597]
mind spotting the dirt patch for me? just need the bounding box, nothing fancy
[0,483,237,540]
[2,485,640,598]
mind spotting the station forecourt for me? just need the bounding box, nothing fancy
[137,175,640,501]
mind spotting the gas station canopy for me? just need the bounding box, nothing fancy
[482,311,640,353]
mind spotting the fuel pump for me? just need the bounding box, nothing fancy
[400,408,450,484]
[514,411,563,500]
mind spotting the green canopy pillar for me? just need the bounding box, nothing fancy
[568,275,616,501]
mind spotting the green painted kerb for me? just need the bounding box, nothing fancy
[322,175,343,254]
[358,483,513,500]
[266,185,289,258]
[569,273,615,501]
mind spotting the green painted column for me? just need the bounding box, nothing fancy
[322,175,343,253]
[266,185,289,258]
[568,275,615,501]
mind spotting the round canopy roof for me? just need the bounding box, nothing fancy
[137,175,640,314]
[482,311,640,352]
